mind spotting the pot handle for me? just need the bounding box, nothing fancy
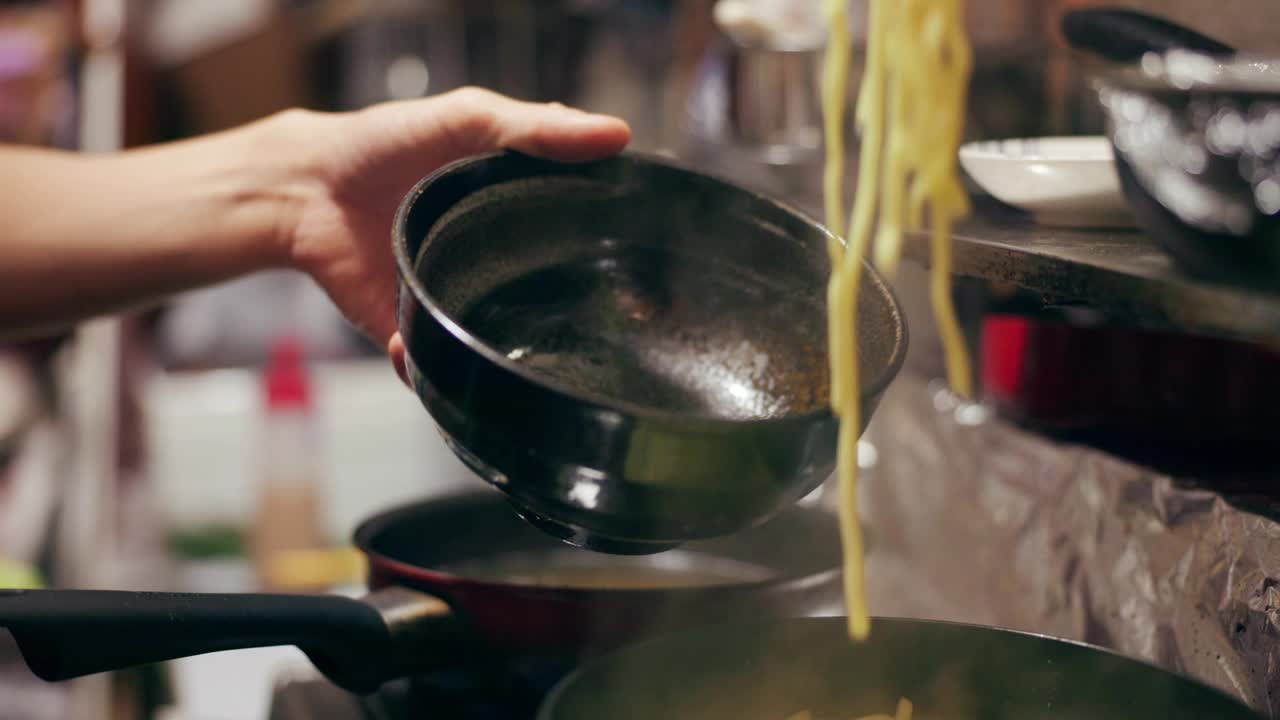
[0,588,457,694]
[1061,8,1236,63]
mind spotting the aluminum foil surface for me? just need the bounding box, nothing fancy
[846,373,1280,717]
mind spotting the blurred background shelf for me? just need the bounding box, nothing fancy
[903,199,1280,344]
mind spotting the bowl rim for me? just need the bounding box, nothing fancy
[391,149,909,427]
[958,136,1116,164]
[1096,49,1280,96]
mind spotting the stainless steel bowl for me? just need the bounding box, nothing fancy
[1065,8,1280,288]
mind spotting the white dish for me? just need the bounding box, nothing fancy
[959,136,1136,229]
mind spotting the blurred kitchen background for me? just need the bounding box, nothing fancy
[1,0,1278,719]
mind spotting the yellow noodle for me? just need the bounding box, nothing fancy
[822,0,852,263]
[820,0,975,644]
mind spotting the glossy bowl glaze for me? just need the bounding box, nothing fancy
[392,151,907,553]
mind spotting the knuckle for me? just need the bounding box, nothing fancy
[444,87,501,141]
[447,86,498,109]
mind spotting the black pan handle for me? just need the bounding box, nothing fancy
[1061,8,1237,63]
[0,588,457,694]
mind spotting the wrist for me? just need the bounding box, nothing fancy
[229,108,334,271]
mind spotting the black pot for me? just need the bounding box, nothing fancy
[538,617,1262,719]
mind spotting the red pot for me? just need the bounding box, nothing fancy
[0,492,840,694]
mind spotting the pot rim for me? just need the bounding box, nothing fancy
[351,492,844,596]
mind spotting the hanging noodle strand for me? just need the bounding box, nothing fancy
[820,0,975,643]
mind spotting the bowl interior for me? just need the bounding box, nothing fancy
[410,158,899,422]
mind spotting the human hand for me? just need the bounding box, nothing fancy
[277,87,630,380]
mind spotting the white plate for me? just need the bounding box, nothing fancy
[959,136,1136,228]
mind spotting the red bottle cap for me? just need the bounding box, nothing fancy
[264,336,311,412]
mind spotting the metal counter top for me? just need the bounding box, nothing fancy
[774,182,1280,344]
[903,200,1280,344]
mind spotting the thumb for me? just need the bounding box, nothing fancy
[385,87,632,167]
[387,332,409,388]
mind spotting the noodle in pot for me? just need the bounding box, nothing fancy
[785,696,915,720]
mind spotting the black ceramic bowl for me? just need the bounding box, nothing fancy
[392,151,907,554]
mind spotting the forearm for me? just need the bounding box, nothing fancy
[0,112,316,339]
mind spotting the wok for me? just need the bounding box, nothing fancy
[392,151,907,555]
[1063,8,1280,289]
[0,492,841,694]
[539,617,1262,719]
